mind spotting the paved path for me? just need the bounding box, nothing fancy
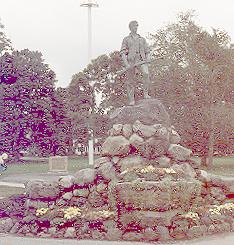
[1,233,234,245]
[0,181,25,188]
[0,173,64,184]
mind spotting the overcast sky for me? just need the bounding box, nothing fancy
[1,0,234,88]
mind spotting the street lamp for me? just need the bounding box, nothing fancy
[80,0,99,166]
[80,0,99,62]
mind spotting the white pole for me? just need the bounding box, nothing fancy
[87,5,94,166]
[88,6,92,62]
[80,1,98,166]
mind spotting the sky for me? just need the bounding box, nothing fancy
[0,0,234,88]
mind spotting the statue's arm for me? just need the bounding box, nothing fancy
[120,38,130,67]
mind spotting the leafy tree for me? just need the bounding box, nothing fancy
[67,72,94,146]
[149,11,234,166]
[0,49,57,159]
[67,64,112,147]
[0,19,11,55]
[50,87,73,155]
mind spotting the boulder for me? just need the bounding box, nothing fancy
[0,218,14,233]
[171,163,196,178]
[58,175,75,189]
[138,137,169,159]
[143,227,160,241]
[109,98,170,127]
[155,226,171,241]
[25,180,59,199]
[73,188,89,198]
[48,227,57,236]
[97,162,116,181]
[96,182,108,193]
[122,124,133,139]
[0,194,26,219]
[94,157,110,169]
[187,225,207,239]
[168,144,192,161]
[62,192,73,200]
[112,124,123,135]
[116,179,201,211]
[169,129,181,144]
[120,210,179,228]
[207,223,230,234]
[102,136,130,157]
[129,133,144,150]
[112,156,120,164]
[133,120,157,138]
[118,155,145,172]
[88,191,106,208]
[25,199,49,209]
[210,187,226,201]
[91,230,106,240]
[154,125,170,141]
[9,222,21,234]
[122,231,144,241]
[106,227,122,241]
[157,156,171,168]
[64,227,76,238]
[74,168,96,186]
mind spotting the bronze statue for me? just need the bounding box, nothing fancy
[120,20,151,106]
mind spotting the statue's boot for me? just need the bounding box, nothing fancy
[143,84,151,99]
[143,73,151,99]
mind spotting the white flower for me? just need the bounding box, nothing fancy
[164,168,176,174]
[63,207,82,220]
[1,153,8,160]
[36,208,49,216]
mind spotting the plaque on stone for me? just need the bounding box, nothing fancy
[48,156,68,173]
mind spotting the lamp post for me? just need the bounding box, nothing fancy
[80,0,99,165]
[80,0,99,62]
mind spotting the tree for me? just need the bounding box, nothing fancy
[0,19,11,55]
[67,72,94,146]
[149,11,234,166]
[50,87,73,155]
[0,49,57,159]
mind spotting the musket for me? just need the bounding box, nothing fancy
[116,59,157,76]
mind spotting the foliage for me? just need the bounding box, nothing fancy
[0,49,57,159]
[149,11,234,157]
[0,19,11,55]
[50,87,73,155]
[67,68,110,145]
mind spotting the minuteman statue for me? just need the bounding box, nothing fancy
[120,20,151,106]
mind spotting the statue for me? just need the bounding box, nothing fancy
[120,20,151,106]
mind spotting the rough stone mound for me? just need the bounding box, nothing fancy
[2,98,234,243]
[109,99,170,127]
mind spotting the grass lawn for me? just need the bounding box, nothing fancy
[2,156,91,177]
[2,155,233,177]
[201,156,234,176]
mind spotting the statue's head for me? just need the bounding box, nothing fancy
[129,20,138,33]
